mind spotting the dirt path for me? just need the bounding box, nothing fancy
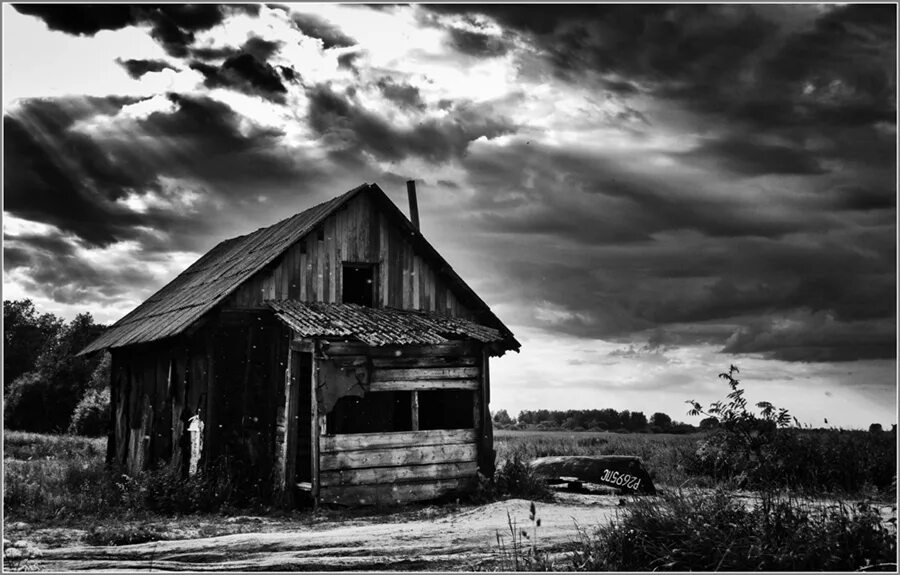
[26,494,622,571]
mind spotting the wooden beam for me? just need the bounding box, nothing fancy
[282,346,297,506]
[372,367,480,381]
[322,341,478,358]
[319,461,477,487]
[411,391,419,431]
[320,428,476,452]
[310,354,320,505]
[290,339,315,353]
[369,379,479,392]
[370,356,477,368]
[319,477,476,506]
[320,443,476,471]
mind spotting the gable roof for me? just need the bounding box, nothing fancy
[267,301,503,347]
[81,183,519,355]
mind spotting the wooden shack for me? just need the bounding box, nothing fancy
[80,182,519,506]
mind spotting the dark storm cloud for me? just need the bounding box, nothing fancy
[722,313,896,362]
[375,78,425,110]
[3,93,310,248]
[337,51,362,73]
[462,141,821,243]
[447,28,509,57]
[679,138,826,177]
[4,95,150,245]
[14,4,261,57]
[291,12,356,49]
[306,84,515,163]
[454,138,895,361]
[116,58,177,79]
[13,4,136,35]
[191,54,287,102]
[3,231,159,305]
[427,4,895,173]
[242,35,282,61]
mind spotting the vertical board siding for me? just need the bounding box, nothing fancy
[223,194,475,319]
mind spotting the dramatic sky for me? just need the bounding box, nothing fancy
[3,4,897,428]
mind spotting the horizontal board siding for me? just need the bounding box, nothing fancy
[321,428,476,452]
[320,442,477,471]
[370,379,479,391]
[370,356,477,368]
[323,341,479,357]
[320,477,476,506]
[320,461,477,487]
[372,367,480,381]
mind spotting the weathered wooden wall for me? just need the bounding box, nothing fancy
[318,429,478,505]
[223,193,474,318]
[301,341,487,506]
[109,315,291,491]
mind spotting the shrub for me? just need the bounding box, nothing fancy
[68,388,110,437]
[494,449,554,501]
[570,489,897,571]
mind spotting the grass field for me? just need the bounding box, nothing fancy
[495,429,703,488]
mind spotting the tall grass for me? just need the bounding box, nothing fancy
[3,431,262,525]
[495,428,897,496]
[495,429,704,488]
[570,489,897,571]
[3,432,124,523]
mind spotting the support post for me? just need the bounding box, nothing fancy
[411,391,420,431]
[310,351,320,505]
[282,346,297,507]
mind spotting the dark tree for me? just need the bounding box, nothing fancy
[3,299,63,388]
[5,311,107,433]
[869,423,883,433]
[650,412,673,429]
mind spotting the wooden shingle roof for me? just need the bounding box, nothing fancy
[80,182,519,355]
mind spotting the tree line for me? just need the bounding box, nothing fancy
[4,299,110,435]
[492,408,715,434]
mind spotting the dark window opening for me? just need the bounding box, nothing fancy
[418,390,475,430]
[327,391,412,434]
[343,264,375,307]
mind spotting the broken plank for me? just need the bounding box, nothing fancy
[320,443,476,471]
[320,428,475,452]
[319,461,478,487]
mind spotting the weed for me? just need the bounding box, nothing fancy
[493,449,554,501]
[83,524,168,546]
[570,489,897,571]
[494,502,555,571]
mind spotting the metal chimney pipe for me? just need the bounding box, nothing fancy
[406,179,420,231]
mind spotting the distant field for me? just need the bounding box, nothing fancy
[494,428,704,488]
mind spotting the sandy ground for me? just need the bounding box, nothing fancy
[13,493,624,571]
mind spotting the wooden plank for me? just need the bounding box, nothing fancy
[413,255,420,309]
[371,356,477,368]
[300,246,308,301]
[320,461,477,487]
[369,379,479,392]
[319,477,475,506]
[290,339,315,353]
[411,391,419,431]
[204,338,217,466]
[320,442,476,471]
[323,341,478,357]
[380,215,390,307]
[320,428,476,452]
[372,367,480,381]
[282,347,297,500]
[310,353,320,504]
